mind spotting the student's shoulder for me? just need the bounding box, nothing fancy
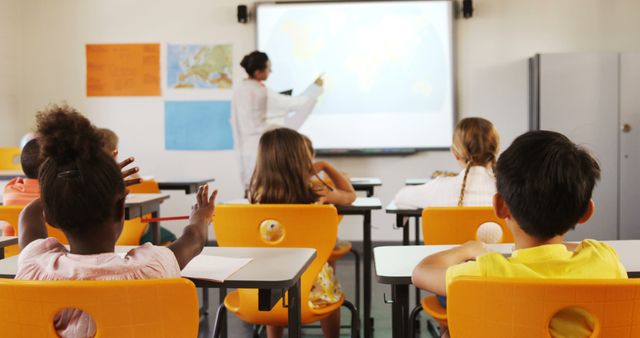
[124,243,181,277]
[19,237,66,262]
[577,239,617,254]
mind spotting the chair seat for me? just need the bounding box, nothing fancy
[422,295,448,326]
[329,240,353,261]
[224,290,344,326]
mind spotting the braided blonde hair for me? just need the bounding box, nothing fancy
[451,118,500,207]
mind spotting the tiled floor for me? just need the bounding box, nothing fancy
[197,255,439,338]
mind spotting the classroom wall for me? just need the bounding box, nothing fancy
[0,0,23,145]
[6,0,640,240]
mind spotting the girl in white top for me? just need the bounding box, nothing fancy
[394,117,500,209]
[232,51,324,188]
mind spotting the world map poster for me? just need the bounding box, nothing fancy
[167,44,233,89]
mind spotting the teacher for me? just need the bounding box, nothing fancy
[232,51,324,188]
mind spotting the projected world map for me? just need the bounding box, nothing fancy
[259,2,451,115]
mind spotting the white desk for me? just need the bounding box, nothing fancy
[385,201,422,246]
[374,241,640,338]
[156,177,215,194]
[350,177,382,197]
[0,246,316,338]
[405,178,429,186]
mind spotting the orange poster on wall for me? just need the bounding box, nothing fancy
[86,43,160,96]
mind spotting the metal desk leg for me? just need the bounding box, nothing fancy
[414,216,421,330]
[200,288,209,316]
[391,284,409,338]
[219,288,227,338]
[399,215,409,246]
[364,211,373,338]
[0,248,5,260]
[287,279,302,338]
[151,211,160,245]
[366,187,374,197]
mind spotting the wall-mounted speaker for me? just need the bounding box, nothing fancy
[462,0,473,18]
[238,5,248,23]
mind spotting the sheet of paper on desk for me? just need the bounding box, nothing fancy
[181,255,253,282]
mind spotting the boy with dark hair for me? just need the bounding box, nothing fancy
[412,130,626,337]
[3,138,43,235]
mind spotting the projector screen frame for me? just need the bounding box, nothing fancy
[255,0,457,156]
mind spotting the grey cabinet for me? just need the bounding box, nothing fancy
[530,53,640,240]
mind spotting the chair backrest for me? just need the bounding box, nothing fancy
[0,205,70,252]
[0,205,22,256]
[0,278,198,337]
[213,204,339,323]
[116,178,160,245]
[0,147,21,171]
[421,207,513,244]
[128,178,160,194]
[448,276,640,338]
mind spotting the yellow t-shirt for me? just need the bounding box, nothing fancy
[446,239,627,338]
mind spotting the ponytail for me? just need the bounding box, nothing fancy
[458,162,472,207]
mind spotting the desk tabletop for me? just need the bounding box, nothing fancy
[124,193,170,206]
[157,178,216,194]
[0,170,24,180]
[0,246,316,289]
[223,197,383,211]
[385,201,422,216]
[157,177,215,185]
[350,177,382,187]
[0,237,17,248]
[375,240,640,284]
[336,197,383,212]
[405,178,429,186]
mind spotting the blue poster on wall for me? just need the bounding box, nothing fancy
[165,100,234,150]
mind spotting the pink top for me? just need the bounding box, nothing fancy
[16,238,181,338]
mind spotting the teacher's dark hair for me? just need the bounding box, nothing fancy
[240,51,269,77]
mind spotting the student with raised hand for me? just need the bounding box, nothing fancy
[249,127,354,338]
[16,105,217,338]
[394,117,500,209]
[411,130,627,338]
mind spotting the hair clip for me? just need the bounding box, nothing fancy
[57,169,81,179]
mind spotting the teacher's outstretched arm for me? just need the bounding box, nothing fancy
[268,75,324,130]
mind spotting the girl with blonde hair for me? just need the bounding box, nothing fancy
[394,117,500,208]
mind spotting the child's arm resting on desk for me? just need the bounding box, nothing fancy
[314,161,356,205]
[411,241,488,296]
[169,185,217,270]
[18,198,48,250]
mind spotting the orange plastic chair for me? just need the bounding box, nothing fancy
[412,207,514,335]
[0,147,21,171]
[117,178,160,245]
[448,277,640,338]
[212,204,359,336]
[0,205,21,257]
[0,205,69,250]
[0,278,198,337]
[421,206,513,245]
